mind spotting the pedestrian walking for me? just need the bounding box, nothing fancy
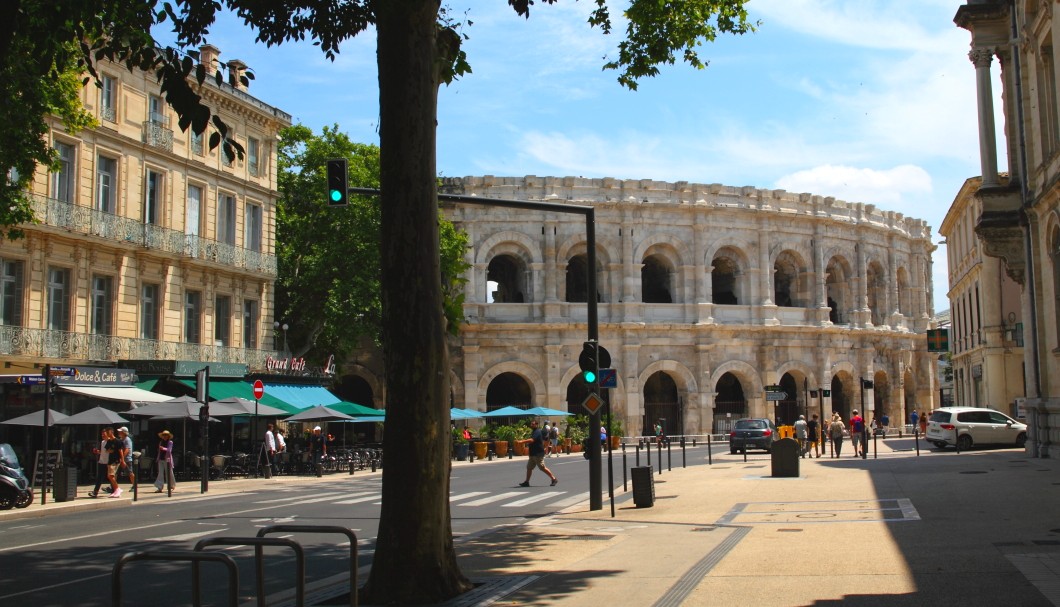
[794,415,809,457]
[154,430,176,493]
[105,428,122,497]
[829,414,845,458]
[309,426,327,475]
[264,423,278,475]
[807,414,821,458]
[518,420,557,487]
[116,426,134,492]
[910,410,919,435]
[919,412,928,437]
[549,422,560,456]
[87,427,113,498]
[849,410,864,457]
[542,422,552,456]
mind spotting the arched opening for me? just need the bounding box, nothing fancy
[825,256,852,324]
[486,254,527,303]
[776,373,801,425]
[485,372,531,410]
[334,374,380,442]
[711,253,740,305]
[896,266,912,317]
[643,372,680,436]
[565,376,593,414]
[774,251,809,308]
[873,371,889,424]
[565,254,589,303]
[641,255,673,303]
[830,372,856,419]
[714,372,746,432]
[903,369,918,419]
[866,261,886,326]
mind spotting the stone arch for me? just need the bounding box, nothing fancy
[710,246,751,305]
[872,369,889,421]
[775,361,818,390]
[896,265,912,316]
[557,237,612,303]
[709,359,763,397]
[335,363,384,410]
[825,254,855,324]
[479,361,547,408]
[475,230,541,265]
[866,259,887,326]
[772,249,812,308]
[638,360,697,436]
[633,235,691,269]
[829,366,857,419]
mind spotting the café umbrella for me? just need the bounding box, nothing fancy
[56,406,129,426]
[0,409,69,426]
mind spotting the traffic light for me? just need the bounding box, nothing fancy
[326,158,348,207]
[579,341,598,384]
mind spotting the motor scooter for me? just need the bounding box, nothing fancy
[0,443,33,509]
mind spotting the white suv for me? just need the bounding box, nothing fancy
[925,407,1027,450]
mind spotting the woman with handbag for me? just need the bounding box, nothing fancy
[154,430,177,493]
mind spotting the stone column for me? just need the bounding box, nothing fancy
[970,47,1001,187]
[544,220,558,302]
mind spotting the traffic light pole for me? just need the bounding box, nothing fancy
[348,188,604,510]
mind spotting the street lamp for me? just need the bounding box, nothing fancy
[273,321,289,356]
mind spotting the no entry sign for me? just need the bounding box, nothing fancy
[253,379,265,400]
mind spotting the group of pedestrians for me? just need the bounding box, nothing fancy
[87,426,134,498]
[789,410,878,459]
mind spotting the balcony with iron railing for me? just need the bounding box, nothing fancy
[29,194,277,276]
[142,120,174,152]
[0,325,276,368]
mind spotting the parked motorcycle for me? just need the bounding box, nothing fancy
[0,443,33,510]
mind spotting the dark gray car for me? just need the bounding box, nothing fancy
[729,418,778,453]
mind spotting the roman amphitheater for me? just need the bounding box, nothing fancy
[380,176,939,437]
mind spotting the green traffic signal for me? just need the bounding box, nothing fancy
[330,189,343,203]
[326,158,348,207]
[582,369,596,384]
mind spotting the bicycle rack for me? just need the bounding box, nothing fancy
[194,536,306,607]
[257,524,359,607]
[112,550,238,607]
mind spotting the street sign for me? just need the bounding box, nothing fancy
[252,379,265,400]
[766,391,786,401]
[764,384,783,392]
[17,375,46,385]
[49,366,76,376]
[599,368,617,389]
[581,392,605,414]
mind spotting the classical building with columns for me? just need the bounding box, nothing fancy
[427,176,938,436]
[955,1,1060,457]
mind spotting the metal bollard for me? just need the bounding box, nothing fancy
[707,434,712,465]
[657,439,663,475]
[873,431,878,459]
[680,437,686,468]
[915,429,920,456]
[667,440,672,471]
[509,441,514,459]
[622,447,628,492]
[635,444,641,468]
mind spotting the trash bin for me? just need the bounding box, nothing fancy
[53,466,78,502]
[771,438,799,478]
[631,465,654,508]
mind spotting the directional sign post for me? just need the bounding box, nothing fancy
[581,392,605,415]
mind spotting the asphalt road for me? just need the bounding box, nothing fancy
[0,443,718,606]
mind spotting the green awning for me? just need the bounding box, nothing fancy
[176,379,300,414]
[136,378,159,391]
[331,401,385,417]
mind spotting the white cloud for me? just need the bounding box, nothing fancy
[774,164,932,210]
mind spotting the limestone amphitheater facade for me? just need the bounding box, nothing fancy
[437,176,939,437]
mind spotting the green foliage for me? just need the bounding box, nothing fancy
[275,124,469,360]
[451,427,468,445]
[605,415,624,437]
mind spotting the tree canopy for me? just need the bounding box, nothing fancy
[1,0,754,602]
[275,124,469,360]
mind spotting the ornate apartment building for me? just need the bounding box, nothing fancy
[940,177,1025,414]
[417,176,939,436]
[0,45,290,423]
[955,1,1060,456]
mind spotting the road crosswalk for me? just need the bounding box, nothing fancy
[268,486,627,510]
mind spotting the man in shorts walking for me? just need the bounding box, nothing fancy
[519,420,557,487]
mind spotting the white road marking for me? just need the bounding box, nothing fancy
[504,492,566,507]
[253,491,345,504]
[332,494,381,505]
[147,528,227,542]
[449,491,489,502]
[460,491,524,506]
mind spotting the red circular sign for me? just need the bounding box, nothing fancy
[252,380,265,400]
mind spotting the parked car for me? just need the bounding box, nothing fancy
[729,418,778,453]
[925,407,1027,450]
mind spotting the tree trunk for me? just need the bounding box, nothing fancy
[362,0,471,603]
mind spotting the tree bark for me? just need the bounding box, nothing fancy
[362,0,471,602]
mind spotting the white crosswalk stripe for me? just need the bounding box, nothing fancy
[459,491,525,506]
[449,491,489,503]
[253,491,345,504]
[503,492,565,507]
[332,493,382,505]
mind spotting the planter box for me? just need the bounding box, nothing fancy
[472,441,489,459]
[453,443,469,461]
[494,441,510,457]
[513,439,531,456]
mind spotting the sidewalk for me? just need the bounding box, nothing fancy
[5,438,1058,606]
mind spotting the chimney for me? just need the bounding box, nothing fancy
[199,44,221,79]
[227,59,248,90]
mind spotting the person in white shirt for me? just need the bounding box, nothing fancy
[264,423,278,475]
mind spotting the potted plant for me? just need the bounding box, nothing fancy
[492,425,516,457]
[606,416,624,449]
[452,427,470,461]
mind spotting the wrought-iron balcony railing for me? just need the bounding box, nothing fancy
[0,325,276,368]
[100,106,116,122]
[142,120,174,152]
[29,194,277,276]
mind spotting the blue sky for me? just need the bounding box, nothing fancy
[185,0,986,313]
